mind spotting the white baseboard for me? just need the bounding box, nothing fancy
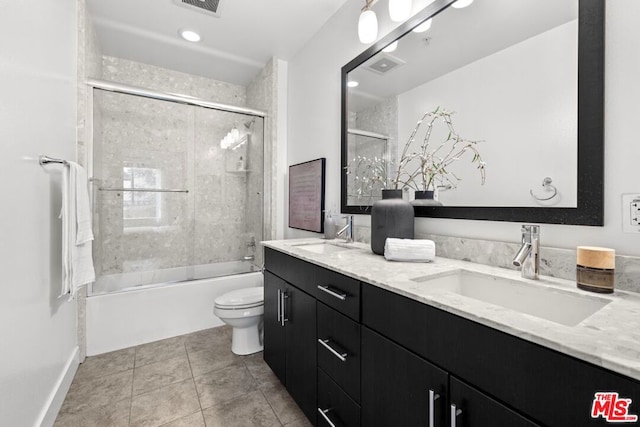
[37,346,79,427]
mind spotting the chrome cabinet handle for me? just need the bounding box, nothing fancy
[276,289,281,323]
[318,338,347,362]
[317,285,347,301]
[450,404,462,427]
[317,408,336,427]
[429,389,440,427]
[280,292,289,326]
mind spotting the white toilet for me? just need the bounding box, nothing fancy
[213,287,264,355]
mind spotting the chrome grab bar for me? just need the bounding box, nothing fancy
[318,339,347,362]
[317,285,347,301]
[98,187,189,193]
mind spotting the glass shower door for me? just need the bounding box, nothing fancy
[91,89,264,295]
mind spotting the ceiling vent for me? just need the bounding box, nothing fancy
[365,54,406,75]
[174,0,221,17]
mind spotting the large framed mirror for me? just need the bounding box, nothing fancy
[341,0,604,225]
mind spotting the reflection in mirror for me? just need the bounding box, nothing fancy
[341,0,604,225]
[346,129,391,205]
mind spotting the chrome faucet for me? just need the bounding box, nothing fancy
[512,225,540,279]
[336,215,354,243]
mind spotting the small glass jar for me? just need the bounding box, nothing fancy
[576,265,614,293]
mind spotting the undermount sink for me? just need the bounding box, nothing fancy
[292,241,355,254]
[411,271,611,327]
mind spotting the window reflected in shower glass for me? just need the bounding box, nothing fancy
[122,166,162,226]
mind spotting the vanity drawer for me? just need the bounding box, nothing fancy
[315,266,360,321]
[318,368,361,427]
[317,302,361,402]
[264,247,318,296]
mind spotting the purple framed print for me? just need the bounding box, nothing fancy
[289,158,326,233]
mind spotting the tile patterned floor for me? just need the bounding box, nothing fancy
[54,326,312,427]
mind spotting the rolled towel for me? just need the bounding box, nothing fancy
[384,238,436,262]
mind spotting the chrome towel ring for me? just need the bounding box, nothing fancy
[530,177,558,201]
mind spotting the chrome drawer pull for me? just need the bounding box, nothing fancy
[318,338,347,362]
[429,389,440,427]
[318,407,336,427]
[280,291,289,326]
[450,404,462,427]
[317,285,347,301]
[277,289,281,323]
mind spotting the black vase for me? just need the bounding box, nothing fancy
[411,190,443,206]
[371,189,415,255]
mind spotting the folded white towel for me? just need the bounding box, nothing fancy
[60,161,95,300]
[384,238,436,262]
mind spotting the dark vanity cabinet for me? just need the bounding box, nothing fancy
[263,263,317,423]
[363,284,640,427]
[264,248,640,427]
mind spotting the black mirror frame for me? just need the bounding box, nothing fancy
[341,0,604,226]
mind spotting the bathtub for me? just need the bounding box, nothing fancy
[86,263,263,356]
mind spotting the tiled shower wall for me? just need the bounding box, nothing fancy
[347,96,398,205]
[93,57,266,277]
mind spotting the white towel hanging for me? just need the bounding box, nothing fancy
[60,161,95,299]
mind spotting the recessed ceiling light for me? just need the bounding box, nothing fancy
[347,81,359,88]
[412,18,432,33]
[179,29,201,42]
[383,41,398,53]
[452,0,474,8]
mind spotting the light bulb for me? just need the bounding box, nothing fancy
[347,81,359,88]
[452,0,473,8]
[230,127,240,140]
[358,9,378,44]
[389,0,412,22]
[412,18,432,33]
[383,41,398,53]
[179,29,201,42]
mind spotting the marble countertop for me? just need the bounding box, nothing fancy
[263,238,640,382]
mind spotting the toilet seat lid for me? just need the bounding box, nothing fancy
[215,287,263,308]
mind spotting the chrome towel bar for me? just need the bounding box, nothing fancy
[39,155,68,165]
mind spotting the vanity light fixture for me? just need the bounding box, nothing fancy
[220,127,244,150]
[382,41,398,53]
[412,18,432,33]
[358,0,378,44]
[347,80,359,88]
[451,0,474,8]
[179,29,201,42]
[389,0,412,22]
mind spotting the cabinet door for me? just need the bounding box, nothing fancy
[361,327,447,427]
[263,271,286,384]
[285,284,317,424]
[449,377,539,427]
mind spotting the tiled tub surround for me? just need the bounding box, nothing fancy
[55,326,309,427]
[352,227,640,294]
[263,239,640,382]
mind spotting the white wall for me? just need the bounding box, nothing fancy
[0,1,79,426]
[288,0,640,257]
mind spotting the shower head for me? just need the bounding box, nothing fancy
[244,118,256,130]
